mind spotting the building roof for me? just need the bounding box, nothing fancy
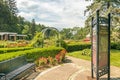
[16,34,27,37]
[0,32,17,35]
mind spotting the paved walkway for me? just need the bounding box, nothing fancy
[34,56,120,80]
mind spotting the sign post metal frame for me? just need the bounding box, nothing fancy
[91,10,111,80]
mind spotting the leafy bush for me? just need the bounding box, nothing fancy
[60,40,68,49]
[81,49,91,56]
[0,45,4,48]
[0,47,65,62]
[29,32,43,48]
[111,42,120,50]
[0,47,33,54]
[35,49,67,66]
[67,43,91,52]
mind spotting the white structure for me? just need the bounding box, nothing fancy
[0,32,27,41]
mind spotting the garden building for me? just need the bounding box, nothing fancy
[0,32,27,41]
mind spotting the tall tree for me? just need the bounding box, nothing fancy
[0,0,18,32]
[31,19,36,36]
[7,0,18,16]
[85,0,120,27]
[85,0,120,42]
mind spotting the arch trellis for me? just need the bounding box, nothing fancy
[41,27,61,48]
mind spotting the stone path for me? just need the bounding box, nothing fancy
[34,56,120,80]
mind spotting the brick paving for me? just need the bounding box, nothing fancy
[34,56,120,80]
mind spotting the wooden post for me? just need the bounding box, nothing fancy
[1,35,3,40]
[5,34,8,41]
[14,34,16,41]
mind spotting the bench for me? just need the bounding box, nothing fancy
[0,56,35,80]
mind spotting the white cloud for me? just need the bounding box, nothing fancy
[16,0,92,29]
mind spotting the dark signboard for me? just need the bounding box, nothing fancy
[99,21,108,68]
[91,10,110,80]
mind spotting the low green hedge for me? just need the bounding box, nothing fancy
[0,45,4,48]
[66,42,120,52]
[67,43,91,52]
[0,47,64,62]
[0,47,33,54]
[111,42,120,50]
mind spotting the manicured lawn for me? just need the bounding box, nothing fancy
[68,49,120,67]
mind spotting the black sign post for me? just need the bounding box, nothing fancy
[91,10,111,80]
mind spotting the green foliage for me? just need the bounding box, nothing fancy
[0,0,18,32]
[29,32,43,47]
[86,0,120,43]
[60,40,68,49]
[0,47,64,62]
[35,49,67,66]
[67,43,91,52]
[0,47,33,54]
[0,45,4,48]
[111,42,120,50]
[81,49,91,56]
[60,27,89,40]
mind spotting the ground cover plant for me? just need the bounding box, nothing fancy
[68,49,120,67]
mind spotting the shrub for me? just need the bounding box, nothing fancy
[0,47,65,62]
[29,32,43,48]
[0,44,4,48]
[67,43,91,52]
[81,49,91,56]
[35,49,67,67]
[60,40,68,49]
[37,57,48,66]
[111,42,120,50]
[0,47,33,54]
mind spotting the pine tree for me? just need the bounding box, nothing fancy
[31,19,36,36]
[7,0,18,16]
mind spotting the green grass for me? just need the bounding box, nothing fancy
[110,50,120,67]
[68,49,120,67]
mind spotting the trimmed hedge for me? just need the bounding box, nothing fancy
[66,42,120,52]
[0,47,33,54]
[111,42,120,50]
[67,43,91,52]
[0,47,64,62]
[0,45,4,48]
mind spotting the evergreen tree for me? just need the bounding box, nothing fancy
[85,0,120,27]
[31,19,36,36]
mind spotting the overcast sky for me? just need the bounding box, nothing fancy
[16,0,92,29]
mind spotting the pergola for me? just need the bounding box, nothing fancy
[0,32,17,41]
[0,32,27,41]
[16,34,27,40]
